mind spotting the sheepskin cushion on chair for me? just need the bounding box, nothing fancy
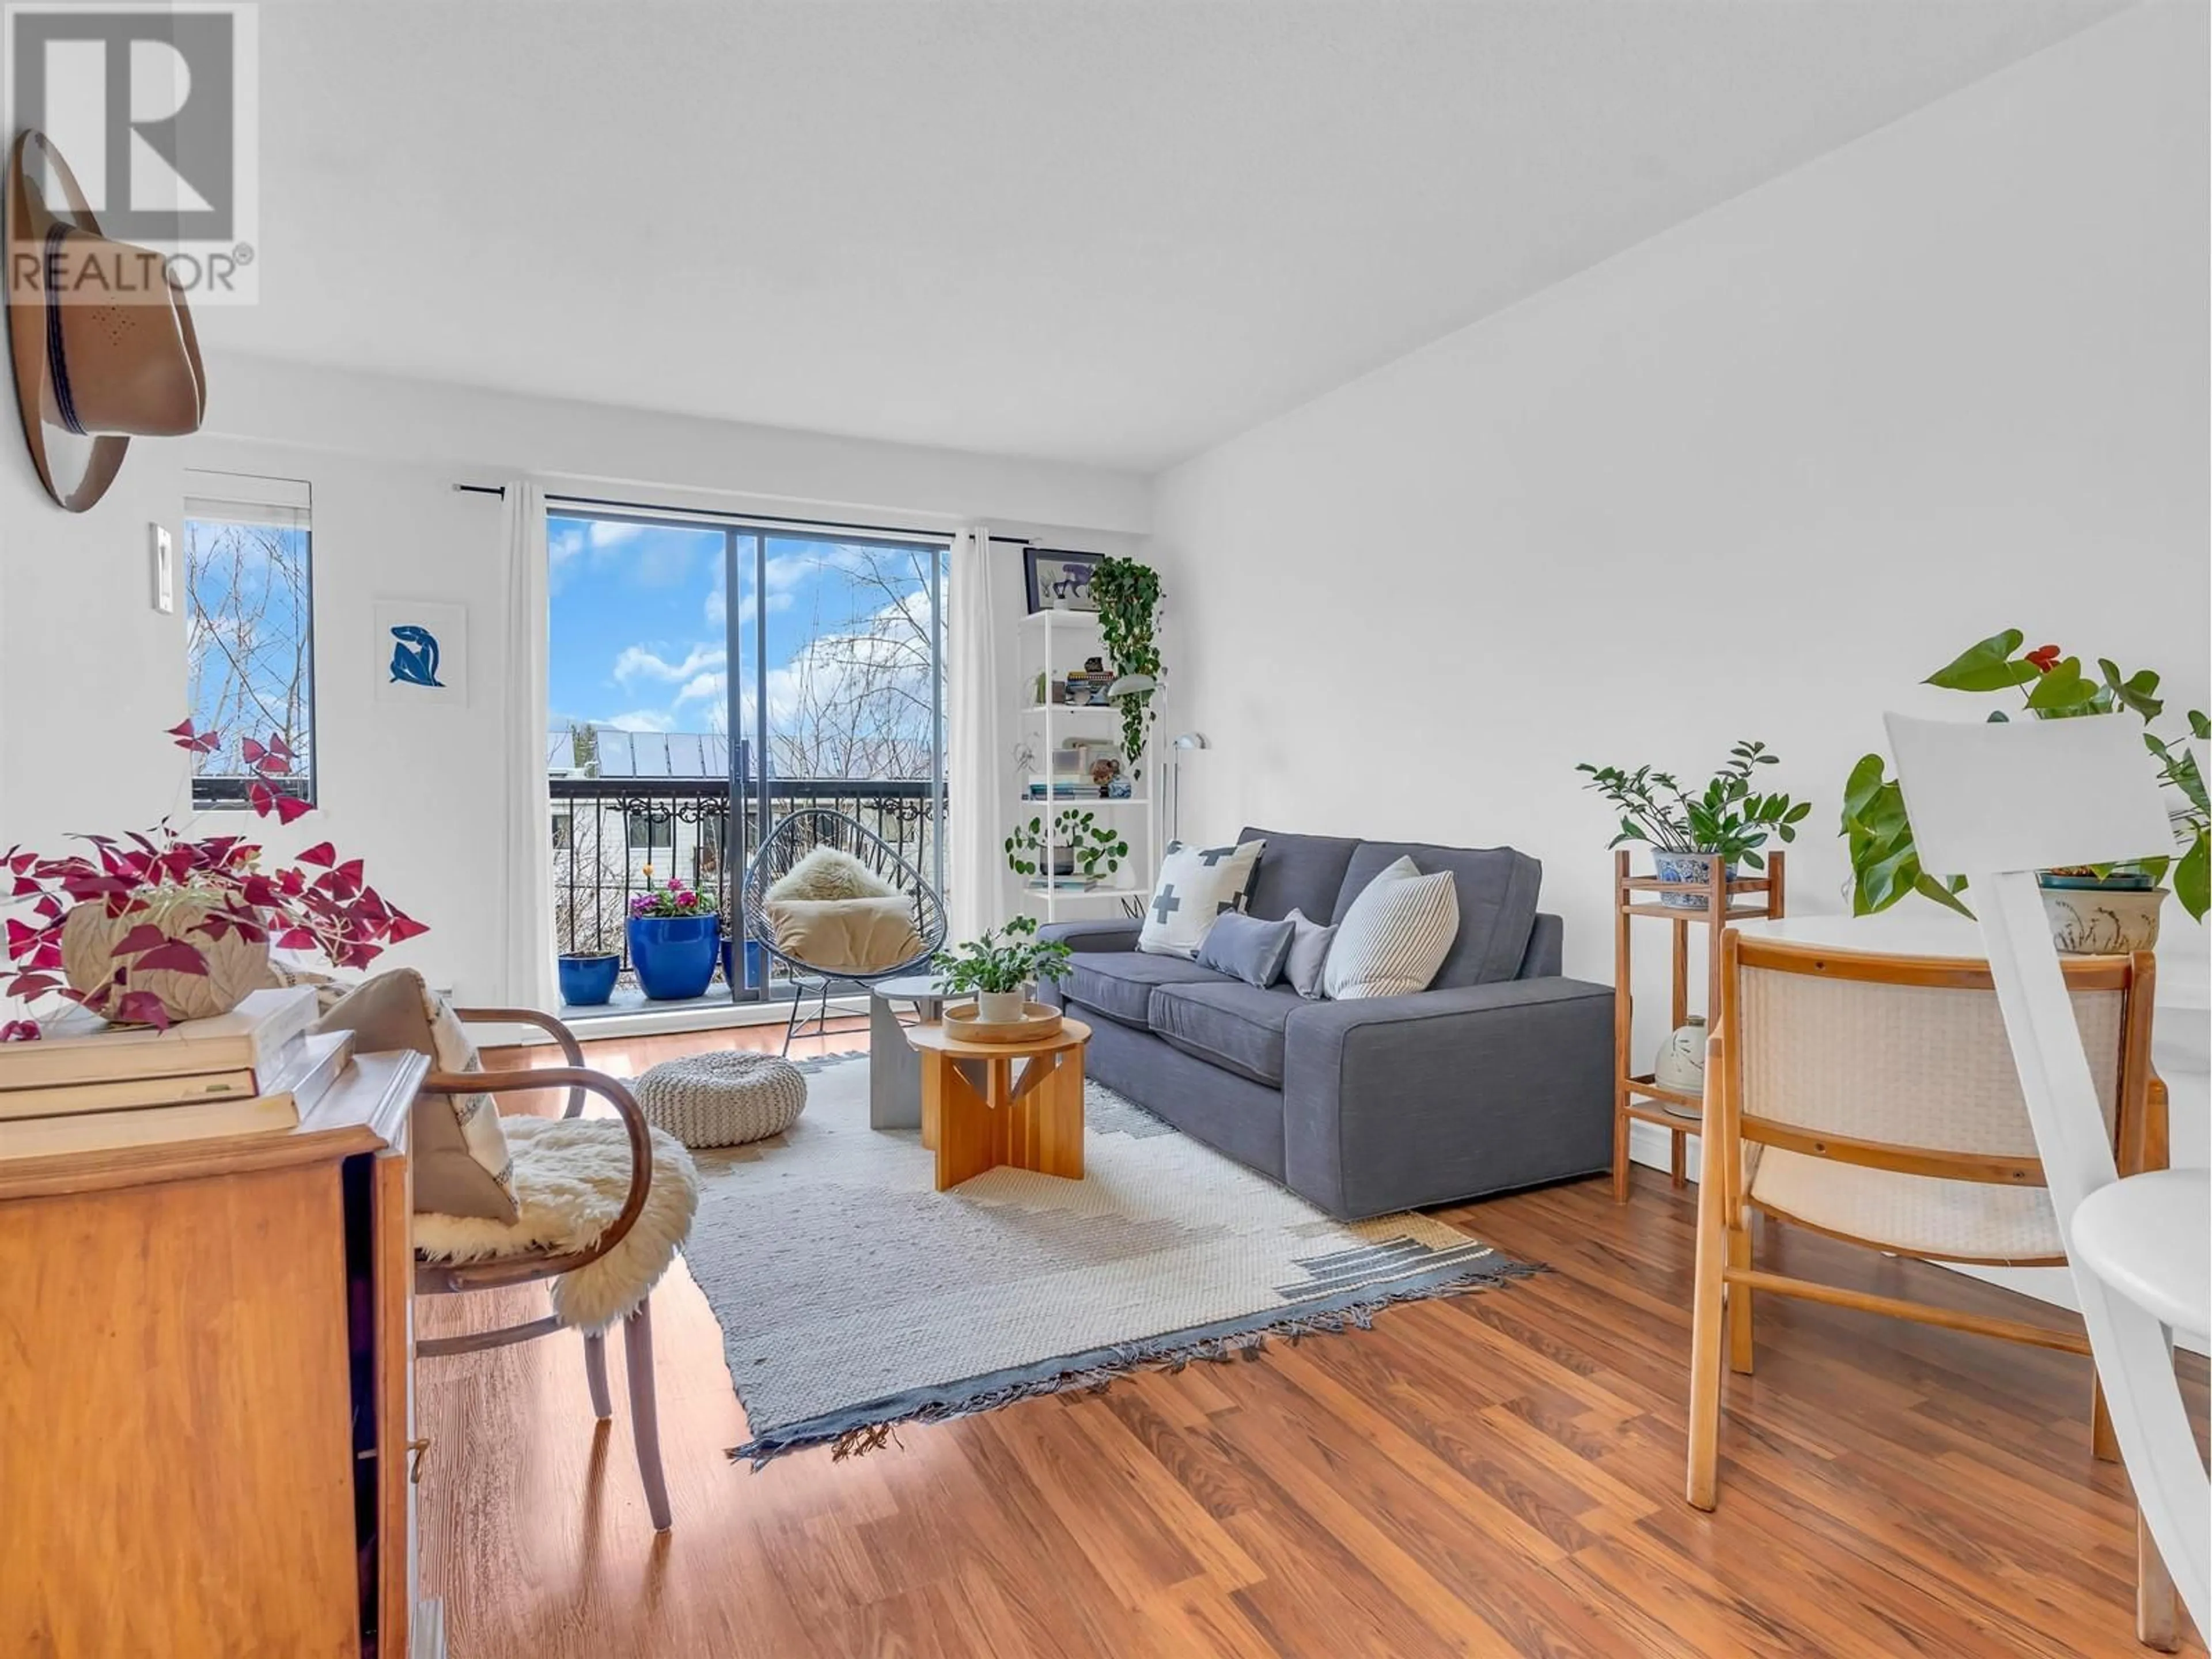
[414,1116,701,1331]
[766,844,897,903]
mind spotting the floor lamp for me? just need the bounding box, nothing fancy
[1167,732,1208,843]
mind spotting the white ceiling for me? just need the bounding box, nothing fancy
[199,0,2128,472]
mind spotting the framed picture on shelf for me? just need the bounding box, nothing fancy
[1024,548,1100,613]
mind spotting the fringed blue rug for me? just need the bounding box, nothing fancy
[681,1055,1536,1467]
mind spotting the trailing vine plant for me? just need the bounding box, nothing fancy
[1090,556,1161,778]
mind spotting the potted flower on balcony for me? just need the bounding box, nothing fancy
[627,876,722,1001]
[933,916,1073,1024]
[1577,740,1811,909]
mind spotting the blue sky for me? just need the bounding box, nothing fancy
[548,516,943,777]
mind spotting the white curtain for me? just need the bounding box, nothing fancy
[498,481,557,1010]
[946,526,1009,942]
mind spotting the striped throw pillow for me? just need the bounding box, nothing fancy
[1321,857,1460,1001]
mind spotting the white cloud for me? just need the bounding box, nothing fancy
[674,671,726,706]
[597,709,675,733]
[612,642,726,687]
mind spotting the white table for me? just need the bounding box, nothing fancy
[868,974,950,1129]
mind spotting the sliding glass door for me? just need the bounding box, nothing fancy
[547,507,946,1005]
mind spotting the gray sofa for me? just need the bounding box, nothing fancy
[1037,827,1613,1219]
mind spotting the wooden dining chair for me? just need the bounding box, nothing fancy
[412,1007,674,1532]
[1683,928,2176,1630]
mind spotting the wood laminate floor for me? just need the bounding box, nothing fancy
[433,1024,2209,1657]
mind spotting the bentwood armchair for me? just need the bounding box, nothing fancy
[413,1007,676,1532]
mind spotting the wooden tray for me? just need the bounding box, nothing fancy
[942,1002,1065,1044]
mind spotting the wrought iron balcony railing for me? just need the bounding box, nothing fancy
[550,776,940,999]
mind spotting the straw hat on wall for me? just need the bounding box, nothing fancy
[5,129,207,512]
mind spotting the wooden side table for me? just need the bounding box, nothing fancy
[907,1016,1092,1191]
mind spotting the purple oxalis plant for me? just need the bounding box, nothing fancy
[1,719,429,1037]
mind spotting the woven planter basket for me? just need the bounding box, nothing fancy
[634,1050,809,1149]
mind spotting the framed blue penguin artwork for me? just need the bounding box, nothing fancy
[373,600,467,706]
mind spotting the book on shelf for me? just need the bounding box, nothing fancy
[0,986,319,1092]
[0,1029,355,1160]
[1026,876,1099,891]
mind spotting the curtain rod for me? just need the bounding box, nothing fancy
[449,482,1035,545]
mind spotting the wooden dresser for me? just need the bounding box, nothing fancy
[0,1050,445,1659]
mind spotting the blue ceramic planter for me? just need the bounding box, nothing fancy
[720,937,766,994]
[1650,849,1734,911]
[628,914,722,1001]
[557,952,620,1006]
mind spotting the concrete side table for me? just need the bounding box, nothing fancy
[869,974,948,1129]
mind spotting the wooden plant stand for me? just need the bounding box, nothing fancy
[1611,848,1786,1202]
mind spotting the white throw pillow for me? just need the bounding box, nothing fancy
[1322,855,1460,1000]
[1136,838,1266,959]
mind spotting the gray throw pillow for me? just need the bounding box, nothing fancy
[1281,908,1338,1001]
[1195,911,1294,989]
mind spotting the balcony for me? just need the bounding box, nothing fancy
[550,775,941,1017]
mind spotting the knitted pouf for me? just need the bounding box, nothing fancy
[634,1050,809,1149]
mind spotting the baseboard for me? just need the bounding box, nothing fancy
[1626,1123,2208,1357]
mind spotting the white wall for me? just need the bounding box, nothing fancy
[1153,3,2208,1116]
[2,357,1147,1008]
[1,427,188,865]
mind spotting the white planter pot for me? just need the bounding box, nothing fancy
[2039,881,2166,954]
[976,989,1028,1024]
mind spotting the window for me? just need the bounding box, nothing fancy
[183,472,315,810]
[628,810,675,851]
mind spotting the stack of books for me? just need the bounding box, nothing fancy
[0,987,353,1159]
[1060,668,1116,706]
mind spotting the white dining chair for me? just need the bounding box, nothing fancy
[1887,711,2210,1646]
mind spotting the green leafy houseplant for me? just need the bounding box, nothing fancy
[1843,631,2210,921]
[1090,556,1161,777]
[1576,740,1812,868]
[1004,809,1129,884]
[933,916,1074,997]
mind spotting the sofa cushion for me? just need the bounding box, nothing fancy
[1321,859,1460,1001]
[1137,838,1266,958]
[1237,827,1361,923]
[1281,908,1337,1000]
[1332,841,1541,989]
[1062,950,1228,1031]
[1149,979,1302,1088]
[1195,910,1294,989]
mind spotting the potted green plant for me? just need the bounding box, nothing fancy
[1090,556,1161,777]
[1842,631,2209,949]
[1577,740,1811,909]
[934,916,1074,1023]
[1003,809,1130,888]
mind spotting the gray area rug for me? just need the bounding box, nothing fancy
[680,1054,1535,1467]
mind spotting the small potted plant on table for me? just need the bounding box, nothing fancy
[934,916,1073,1024]
[627,876,722,1001]
[1577,740,1810,908]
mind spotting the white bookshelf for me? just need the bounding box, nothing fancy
[1014,606,1156,925]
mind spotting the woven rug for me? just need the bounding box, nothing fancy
[681,1055,1536,1467]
